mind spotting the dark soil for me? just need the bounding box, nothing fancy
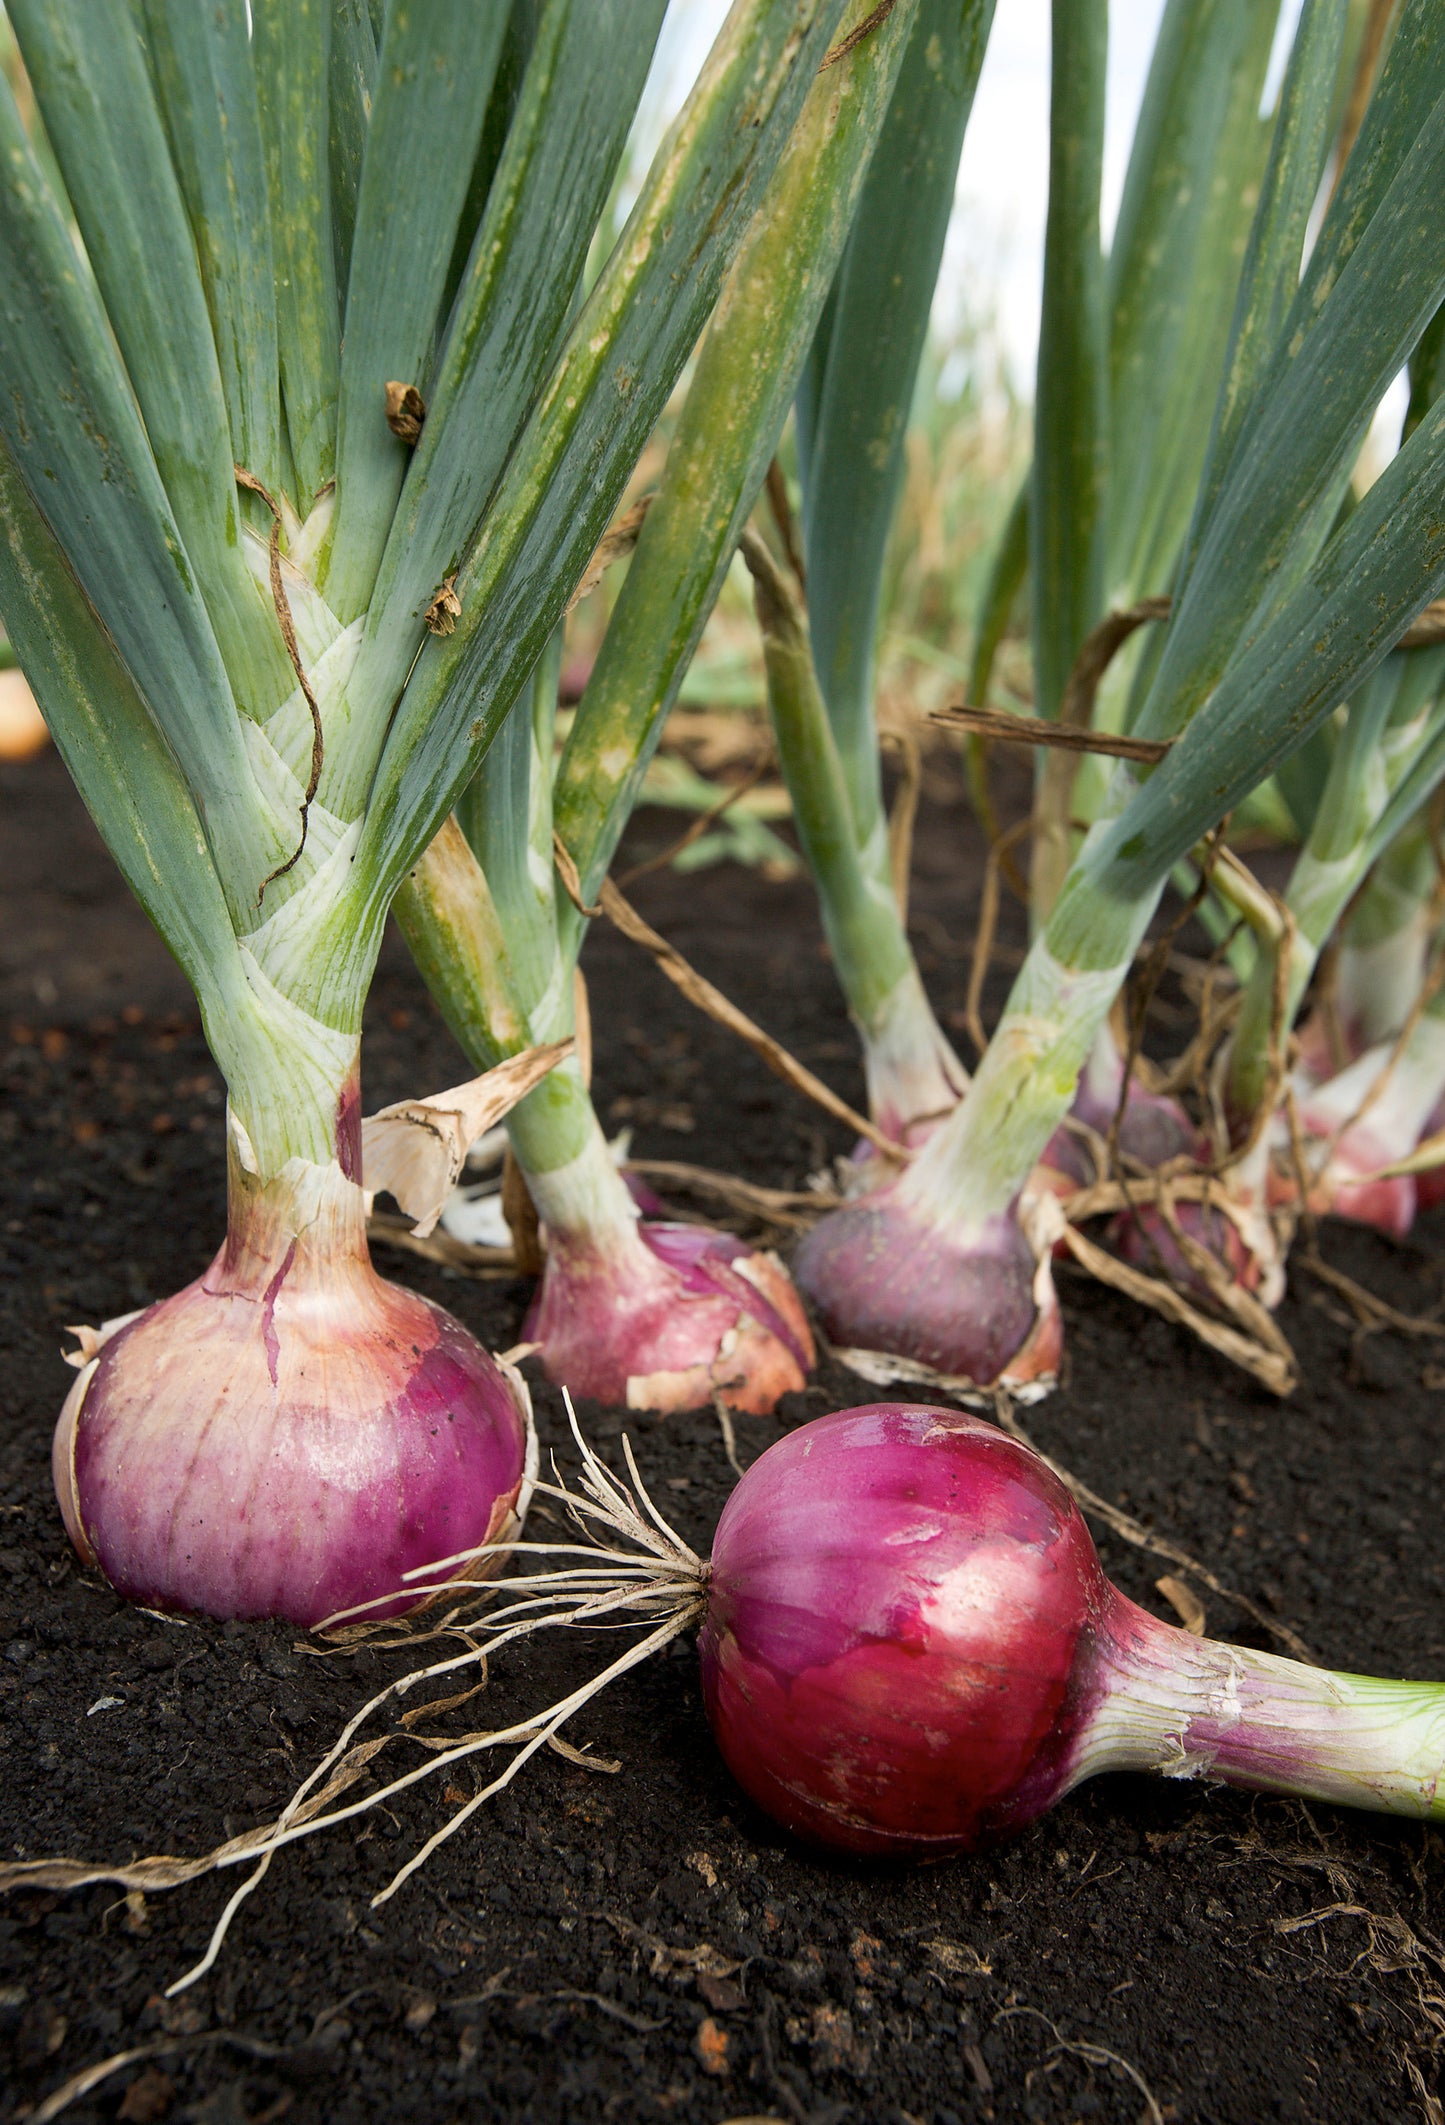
[3,742,1445,2125]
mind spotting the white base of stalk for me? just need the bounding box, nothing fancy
[1335,923,1434,1054]
[859,963,969,1148]
[1076,1603,1445,1821]
[523,1104,645,1250]
[898,947,1127,1231]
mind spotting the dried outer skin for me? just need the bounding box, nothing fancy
[524,1220,814,1417]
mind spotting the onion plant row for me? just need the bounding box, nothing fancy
[5,0,1445,1921]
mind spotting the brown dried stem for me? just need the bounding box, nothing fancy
[963,817,1029,1058]
[819,0,900,70]
[764,457,806,586]
[933,703,1172,762]
[615,756,774,888]
[883,716,923,923]
[565,493,654,617]
[554,835,905,1159]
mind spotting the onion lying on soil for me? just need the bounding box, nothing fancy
[701,1404,1444,1854]
[18,1398,1438,1998]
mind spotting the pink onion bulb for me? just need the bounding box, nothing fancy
[54,1095,533,1627]
[700,1405,1445,1855]
[525,1217,813,1414]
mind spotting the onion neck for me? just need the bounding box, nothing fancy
[206,965,371,1300]
[507,1063,644,1252]
[898,938,1126,1230]
[217,1089,371,1305]
[1070,1597,1445,1821]
[861,961,968,1144]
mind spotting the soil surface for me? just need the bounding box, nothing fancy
[3,742,1445,2125]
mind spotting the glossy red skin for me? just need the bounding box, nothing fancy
[698,1404,1114,1856]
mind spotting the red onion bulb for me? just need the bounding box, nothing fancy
[54,1126,533,1628]
[699,1405,1445,1854]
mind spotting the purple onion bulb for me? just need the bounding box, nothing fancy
[525,1218,814,1414]
[53,1094,534,1627]
[792,1181,1061,1390]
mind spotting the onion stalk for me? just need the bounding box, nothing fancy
[793,0,1445,1387]
[763,0,993,1145]
[0,0,853,1616]
[395,662,815,1416]
[396,0,938,1409]
[775,0,1287,1383]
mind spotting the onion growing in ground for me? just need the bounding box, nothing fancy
[393,3,928,1413]
[52,1060,560,1628]
[523,1183,814,1416]
[0,1,852,1620]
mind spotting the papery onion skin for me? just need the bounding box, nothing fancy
[54,1114,533,1629]
[525,1219,813,1415]
[1264,1122,1416,1238]
[792,1189,1059,1389]
[699,1405,1445,1858]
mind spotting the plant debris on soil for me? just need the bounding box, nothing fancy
[3,743,1445,2125]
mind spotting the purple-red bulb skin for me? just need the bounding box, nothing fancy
[525,1219,813,1414]
[54,1257,531,1629]
[698,1404,1113,1856]
[792,1191,1055,1386]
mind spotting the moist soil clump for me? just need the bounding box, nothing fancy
[3,743,1444,2125]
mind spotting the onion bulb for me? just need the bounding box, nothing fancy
[54,1104,534,1627]
[525,1216,813,1415]
[699,1404,1444,1854]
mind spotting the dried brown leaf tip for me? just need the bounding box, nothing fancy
[385,380,426,445]
[424,575,461,635]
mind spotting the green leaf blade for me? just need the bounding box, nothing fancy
[798,0,997,854]
[551,0,917,908]
[0,434,240,1006]
[1058,392,1445,962]
[9,0,291,714]
[325,0,510,620]
[366,0,666,653]
[0,77,281,920]
[1030,0,1109,726]
[352,0,853,917]
[255,0,341,502]
[141,0,286,505]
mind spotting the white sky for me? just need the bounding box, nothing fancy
[644,0,1310,393]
